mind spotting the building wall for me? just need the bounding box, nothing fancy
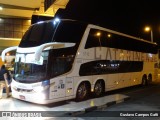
[0,57,4,66]
[0,18,31,65]
[0,18,31,38]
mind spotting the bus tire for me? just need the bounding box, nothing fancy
[76,82,89,102]
[94,80,105,97]
[148,74,152,84]
[141,75,148,86]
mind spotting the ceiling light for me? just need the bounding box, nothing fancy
[0,6,3,10]
[28,20,31,23]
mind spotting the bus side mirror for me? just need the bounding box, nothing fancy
[34,42,75,61]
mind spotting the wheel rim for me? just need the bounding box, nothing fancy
[94,81,103,96]
[77,83,87,100]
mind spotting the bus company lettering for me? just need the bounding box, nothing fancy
[95,47,157,62]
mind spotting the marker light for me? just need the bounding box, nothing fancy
[37,21,44,24]
[96,32,101,36]
[91,88,94,92]
[90,100,95,106]
[53,18,60,25]
[55,18,60,22]
[42,80,50,86]
[107,34,111,37]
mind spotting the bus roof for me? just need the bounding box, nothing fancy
[32,18,157,46]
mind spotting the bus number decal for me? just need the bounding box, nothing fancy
[58,80,65,89]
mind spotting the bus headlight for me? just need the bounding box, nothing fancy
[33,85,49,92]
[36,93,46,100]
[33,80,50,92]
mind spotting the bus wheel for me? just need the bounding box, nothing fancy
[148,74,152,84]
[141,75,147,86]
[76,82,88,101]
[94,80,104,97]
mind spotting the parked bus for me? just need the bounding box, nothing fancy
[1,18,158,104]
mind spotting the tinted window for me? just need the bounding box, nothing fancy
[46,21,87,78]
[53,21,87,45]
[79,60,143,76]
[20,21,57,47]
[85,29,157,54]
[19,20,87,48]
[48,47,75,78]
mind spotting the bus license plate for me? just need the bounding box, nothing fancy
[19,95,25,100]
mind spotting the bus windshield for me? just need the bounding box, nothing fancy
[19,20,59,47]
[15,19,87,83]
[14,51,49,83]
[19,19,87,48]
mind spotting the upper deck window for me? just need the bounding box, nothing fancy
[20,21,57,47]
[85,28,157,54]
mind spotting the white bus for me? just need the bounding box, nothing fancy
[1,18,158,104]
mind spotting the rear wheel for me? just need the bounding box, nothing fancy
[141,75,148,86]
[94,80,104,97]
[148,74,152,84]
[76,82,89,101]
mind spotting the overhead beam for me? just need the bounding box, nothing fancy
[0,3,38,11]
[0,14,31,19]
[0,8,34,18]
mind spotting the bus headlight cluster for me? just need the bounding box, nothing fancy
[36,93,46,100]
[33,80,50,92]
[33,85,49,92]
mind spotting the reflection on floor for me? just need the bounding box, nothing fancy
[0,93,129,120]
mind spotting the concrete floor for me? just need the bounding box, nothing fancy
[0,93,129,120]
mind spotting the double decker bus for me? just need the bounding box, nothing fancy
[1,18,158,104]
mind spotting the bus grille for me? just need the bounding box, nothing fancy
[14,88,33,93]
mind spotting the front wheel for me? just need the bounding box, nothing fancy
[76,82,89,101]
